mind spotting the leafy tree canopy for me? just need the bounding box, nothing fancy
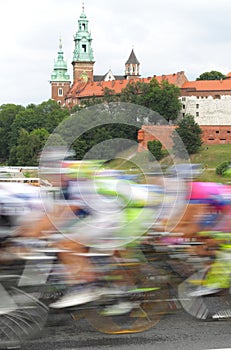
[80,78,182,123]
[147,140,164,161]
[172,114,202,157]
[120,78,182,122]
[0,100,70,165]
[0,104,25,161]
[9,128,41,166]
[196,70,226,81]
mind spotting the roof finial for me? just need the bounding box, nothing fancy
[82,0,85,13]
[59,34,62,50]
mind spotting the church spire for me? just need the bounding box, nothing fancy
[72,3,95,82]
[50,37,71,105]
[72,4,94,62]
[51,37,70,82]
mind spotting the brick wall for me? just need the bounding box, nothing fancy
[138,125,231,151]
[201,125,231,144]
[72,62,94,82]
[51,82,70,106]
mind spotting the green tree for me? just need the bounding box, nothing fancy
[35,100,70,133]
[52,105,141,160]
[147,140,164,161]
[120,78,181,122]
[9,100,70,148]
[0,104,25,162]
[45,133,67,147]
[71,123,139,160]
[9,129,41,165]
[216,161,231,176]
[80,78,181,122]
[196,71,226,80]
[172,114,202,157]
[120,81,143,104]
[31,128,50,149]
[72,139,90,159]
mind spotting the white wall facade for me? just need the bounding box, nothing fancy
[179,95,231,125]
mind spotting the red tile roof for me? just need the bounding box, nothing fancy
[66,72,187,100]
[182,79,231,91]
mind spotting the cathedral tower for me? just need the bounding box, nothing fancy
[72,3,95,83]
[50,38,71,105]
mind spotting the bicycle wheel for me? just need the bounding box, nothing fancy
[84,263,169,334]
[0,261,49,348]
[178,268,231,321]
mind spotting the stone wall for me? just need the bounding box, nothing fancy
[180,95,231,125]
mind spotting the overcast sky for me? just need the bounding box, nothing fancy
[1,0,231,106]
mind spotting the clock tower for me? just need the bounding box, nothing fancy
[72,2,95,83]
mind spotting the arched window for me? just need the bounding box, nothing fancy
[58,88,63,96]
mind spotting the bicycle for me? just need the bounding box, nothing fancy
[142,230,231,322]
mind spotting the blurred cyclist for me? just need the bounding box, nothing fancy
[189,186,231,298]
[48,162,158,308]
[15,149,158,309]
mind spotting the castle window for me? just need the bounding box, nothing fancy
[182,97,186,101]
[196,112,199,116]
[182,113,185,117]
[196,104,199,108]
[182,104,185,109]
[81,23,86,30]
[82,44,87,52]
[58,88,63,96]
[216,130,219,134]
[227,131,230,133]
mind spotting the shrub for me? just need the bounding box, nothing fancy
[147,140,164,161]
[216,161,231,176]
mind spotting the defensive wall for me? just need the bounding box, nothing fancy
[137,125,231,151]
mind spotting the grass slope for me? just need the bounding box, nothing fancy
[190,144,231,183]
[110,144,231,184]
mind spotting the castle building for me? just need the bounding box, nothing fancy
[50,4,146,108]
[50,3,231,145]
[179,78,231,125]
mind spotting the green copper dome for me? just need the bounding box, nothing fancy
[51,38,70,82]
[72,5,94,62]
